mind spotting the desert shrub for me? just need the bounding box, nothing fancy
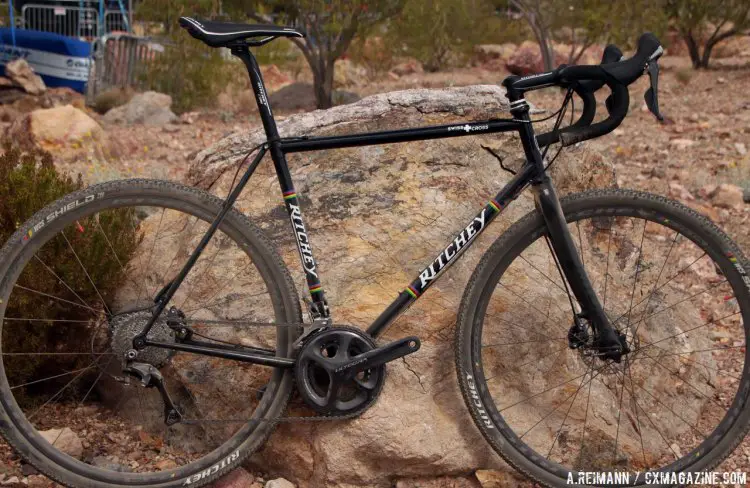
[142,32,233,113]
[0,145,140,405]
[391,0,498,72]
[675,68,693,85]
[348,36,394,79]
[93,86,135,114]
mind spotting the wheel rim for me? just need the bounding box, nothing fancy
[0,191,293,482]
[473,205,749,479]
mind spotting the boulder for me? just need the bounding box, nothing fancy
[103,91,177,126]
[261,65,293,93]
[474,43,517,68]
[505,42,601,75]
[119,85,710,488]
[334,59,368,87]
[5,59,46,95]
[390,59,424,77]
[180,85,616,487]
[4,104,112,161]
[39,428,83,458]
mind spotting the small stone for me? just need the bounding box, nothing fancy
[211,468,256,488]
[162,124,180,133]
[709,183,744,209]
[26,476,47,487]
[669,138,695,150]
[718,77,727,84]
[265,478,295,488]
[735,142,747,156]
[91,456,131,473]
[689,113,699,122]
[154,459,177,470]
[670,443,683,458]
[39,428,83,459]
[4,59,45,95]
[2,476,19,485]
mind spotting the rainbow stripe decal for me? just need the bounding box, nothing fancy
[488,199,502,212]
[309,284,323,293]
[728,252,738,263]
[405,286,419,299]
[283,190,297,201]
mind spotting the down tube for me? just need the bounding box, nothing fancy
[367,163,536,338]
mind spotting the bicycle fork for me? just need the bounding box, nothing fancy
[532,176,628,361]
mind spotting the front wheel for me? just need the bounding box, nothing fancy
[456,189,750,487]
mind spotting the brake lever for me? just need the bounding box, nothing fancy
[644,61,664,122]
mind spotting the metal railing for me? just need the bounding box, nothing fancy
[20,1,131,38]
[86,33,162,103]
[22,3,99,38]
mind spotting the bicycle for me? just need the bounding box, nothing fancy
[0,16,748,488]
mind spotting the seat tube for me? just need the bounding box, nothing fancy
[234,47,329,319]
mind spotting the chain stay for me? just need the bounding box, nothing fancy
[175,317,369,424]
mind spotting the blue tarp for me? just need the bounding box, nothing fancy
[0,28,91,93]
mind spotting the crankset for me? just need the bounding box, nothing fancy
[295,326,420,415]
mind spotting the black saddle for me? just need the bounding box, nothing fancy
[179,17,304,48]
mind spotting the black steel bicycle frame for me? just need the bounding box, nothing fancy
[136,46,612,367]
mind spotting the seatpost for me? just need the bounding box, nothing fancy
[231,45,330,320]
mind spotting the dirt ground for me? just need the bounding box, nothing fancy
[1,50,750,487]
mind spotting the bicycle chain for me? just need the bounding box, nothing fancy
[178,319,380,426]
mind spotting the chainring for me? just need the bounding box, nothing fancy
[295,326,385,415]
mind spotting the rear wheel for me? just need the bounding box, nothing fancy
[0,179,301,487]
[457,189,750,487]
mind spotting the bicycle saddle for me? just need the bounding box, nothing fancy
[179,17,304,48]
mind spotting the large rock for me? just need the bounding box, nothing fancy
[505,42,601,76]
[181,86,617,487]
[103,91,177,126]
[474,43,517,69]
[5,59,46,95]
[125,85,711,488]
[4,104,112,161]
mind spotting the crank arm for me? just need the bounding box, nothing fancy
[334,336,420,378]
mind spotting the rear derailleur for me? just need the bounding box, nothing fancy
[122,361,183,426]
[115,307,189,427]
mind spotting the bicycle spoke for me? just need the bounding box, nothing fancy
[630,230,679,337]
[612,354,628,464]
[546,361,596,459]
[32,255,92,310]
[624,218,647,330]
[95,216,150,302]
[138,208,166,303]
[13,285,98,313]
[482,336,567,348]
[61,231,112,317]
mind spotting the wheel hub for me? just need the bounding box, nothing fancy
[109,310,175,367]
[295,326,385,415]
